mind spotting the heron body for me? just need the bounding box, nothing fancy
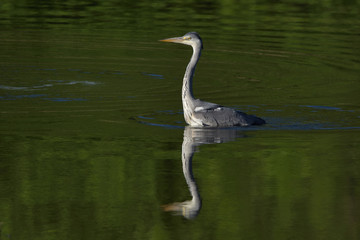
[160,32,266,127]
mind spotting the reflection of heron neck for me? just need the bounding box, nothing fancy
[182,136,201,211]
[182,45,201,123]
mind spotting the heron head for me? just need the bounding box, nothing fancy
[160,32,203,49]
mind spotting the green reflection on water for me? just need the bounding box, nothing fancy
[0,129,359,239]
[1,0,360,239]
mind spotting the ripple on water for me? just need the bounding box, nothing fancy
[135,105,360,130]
[0,80,99,92]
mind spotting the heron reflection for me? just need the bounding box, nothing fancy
[162,126,240,219]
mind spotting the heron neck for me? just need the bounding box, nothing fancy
[182,45,201,103]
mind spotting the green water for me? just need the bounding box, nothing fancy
[1,0,360,239]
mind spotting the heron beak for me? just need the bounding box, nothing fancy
[159,37,184,43]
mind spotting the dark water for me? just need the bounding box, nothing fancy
[1,0,360,239]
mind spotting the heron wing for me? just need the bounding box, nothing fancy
[193,99,222,112]
[192,101,265,127]
[193,107,249,127]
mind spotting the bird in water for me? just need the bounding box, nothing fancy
[160,32,266,127]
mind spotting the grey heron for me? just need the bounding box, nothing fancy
[160,32,266,127]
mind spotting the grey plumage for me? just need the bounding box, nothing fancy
[193,100,265,127]
[160,32,266,127]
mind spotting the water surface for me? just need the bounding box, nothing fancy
[0,0,360,239]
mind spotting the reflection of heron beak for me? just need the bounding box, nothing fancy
[162,203,182,211]
[159,37,184,43]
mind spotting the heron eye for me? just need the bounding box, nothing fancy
[183,36,191,40]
